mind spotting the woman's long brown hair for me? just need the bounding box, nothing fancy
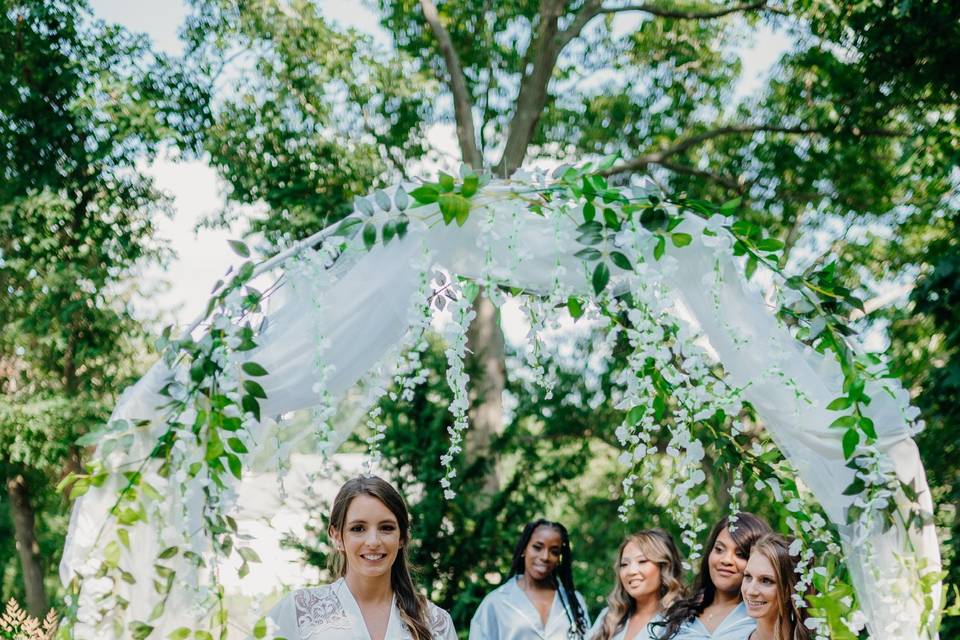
[657,512,771,639]
[328,476,432,640]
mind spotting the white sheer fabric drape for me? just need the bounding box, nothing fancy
[61,182,939,638]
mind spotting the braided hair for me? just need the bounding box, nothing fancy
[508,519,588,638]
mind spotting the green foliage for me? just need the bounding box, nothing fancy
[182,0,435,247]
[0,0,204,612]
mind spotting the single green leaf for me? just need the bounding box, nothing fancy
[461,173,479,198]
[169,628,192,640]
[227,239,250,258]
[859,416,877,439]
[574,247,602,261]
[373,189,392,211]
[842,478,866,496]
[438,172,455,192]
[610,251,633,271]
[603,207,620,229]
[721,197,742,212]
[227,437,249,454]
[382,219,397,244]
[333,216,363,238]
[128,622,154,640]
[362,222,377,250]
[394,187,410,210]
[653,235,666,260]
[410,185,439,204]
[592,262,610,295]
[118,528,131,549]
[671,233,692,247]
[826,397,854,411]
[438,193,471,226]
[158,546,178,560]
[576,231,603,245]
[745,255,758,280]
[241,362,268,377]
[238,546,262,563]
[243,379,267,399]
[582,202,596,222]
[567,297,584,319]
[242,395,261,421]
[226,453,243,479]
[830,415,859,429]
[757,238,785,252]
[842,429,859,458]
[354,196,374,216]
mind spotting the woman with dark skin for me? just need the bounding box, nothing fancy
[656,513,771,640]
[469,519,591,639]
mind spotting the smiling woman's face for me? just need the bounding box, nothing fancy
[523,525,563,582]
[331,494,402,580]
[741,552,779,624]
[708,527,748,596]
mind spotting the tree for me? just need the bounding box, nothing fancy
[0,0,207,614]
[182,0,956,630]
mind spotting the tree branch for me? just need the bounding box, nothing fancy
[596,1,785,20]
[603,123,906,177]
[495,0,605,176]
[419,0,483,169]
[654,159,745,191]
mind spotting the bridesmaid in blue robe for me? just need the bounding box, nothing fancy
[469,519,590,640]
[656,514,771,640]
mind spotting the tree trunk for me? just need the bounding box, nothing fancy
[465,292,506,493]
[7,473,48,617]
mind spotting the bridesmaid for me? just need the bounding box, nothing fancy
[658,513,772,639]
[589,529,685,640]
[469,519,591,639]
[741,534,811,640]
[258,475,456,640]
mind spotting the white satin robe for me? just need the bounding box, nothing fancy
[469,575,591,640]
[258,578,457,640]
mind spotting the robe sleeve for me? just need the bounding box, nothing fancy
[468,594,499,640]
[587,606,608,640]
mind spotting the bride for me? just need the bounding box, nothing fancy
[257,475,457,639]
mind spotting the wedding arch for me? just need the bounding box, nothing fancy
[59,164,941,639]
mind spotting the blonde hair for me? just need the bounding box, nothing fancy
[749,534,812,640]
[592,529,684,640]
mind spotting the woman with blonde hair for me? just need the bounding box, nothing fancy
[741,534,811,640]
[588,529,685,640]
[257,475,456,639]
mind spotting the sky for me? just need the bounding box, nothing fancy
[88,0,792,333]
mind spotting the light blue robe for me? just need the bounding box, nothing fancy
[668,602,754,640]
[469,575,591,640]
[587,608,664,640]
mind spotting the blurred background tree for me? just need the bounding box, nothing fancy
[0,0,207,616]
